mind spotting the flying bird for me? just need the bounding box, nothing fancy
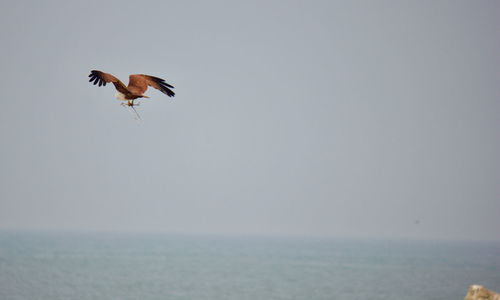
[88,70,175,107]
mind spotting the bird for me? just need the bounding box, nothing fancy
[88,70,175,107]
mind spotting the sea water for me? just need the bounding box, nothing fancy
[0,232,499,300]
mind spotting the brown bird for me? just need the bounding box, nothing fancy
[88,70,175,107]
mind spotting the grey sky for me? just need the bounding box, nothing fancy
[0,0,498,240]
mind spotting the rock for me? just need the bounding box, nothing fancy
[464,285,500,300]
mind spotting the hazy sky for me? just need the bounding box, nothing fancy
[0,0,498,240]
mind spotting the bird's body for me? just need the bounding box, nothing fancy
[88,70,175,106]
[115,91,131,101]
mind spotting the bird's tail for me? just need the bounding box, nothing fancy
[140,95,150,99]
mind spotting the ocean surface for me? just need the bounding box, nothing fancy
[0,232,499,300]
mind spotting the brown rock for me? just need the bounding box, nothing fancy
[464,285,500,300]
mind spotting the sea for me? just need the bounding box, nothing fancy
[0,231,499,300]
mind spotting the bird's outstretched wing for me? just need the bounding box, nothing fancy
[88,70,129,95]
[128,74,175,97]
